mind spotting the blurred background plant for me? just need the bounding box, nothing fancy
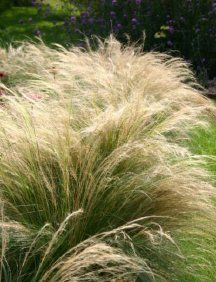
[62,0,216,84]
[0,0,215,84]
[0,0,12,12]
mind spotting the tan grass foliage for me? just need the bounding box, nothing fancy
[0,36,215,281]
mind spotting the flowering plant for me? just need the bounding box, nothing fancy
[33,0,216,81]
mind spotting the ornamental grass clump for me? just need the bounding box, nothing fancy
[0,36,215,281]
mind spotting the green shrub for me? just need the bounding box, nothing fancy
[0,0,12,12]
[12,0,32,6]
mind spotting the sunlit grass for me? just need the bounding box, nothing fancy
[0,36,215,281]
[179,120,216,281]
[187,122,216,174]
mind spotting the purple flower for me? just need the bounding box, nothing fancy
[81,12,89,18]
[110,11,116,18]
[70,16,76,23]
[135,0,142,4]
[168,26,175,34]
[112,0,117,4]
[116,23,122,29]
[131,18,138,25]
[168,19,175,24]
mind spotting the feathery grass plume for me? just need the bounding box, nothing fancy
[0,36,215,281]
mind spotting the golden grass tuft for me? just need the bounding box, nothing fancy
[0,36,215,281]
